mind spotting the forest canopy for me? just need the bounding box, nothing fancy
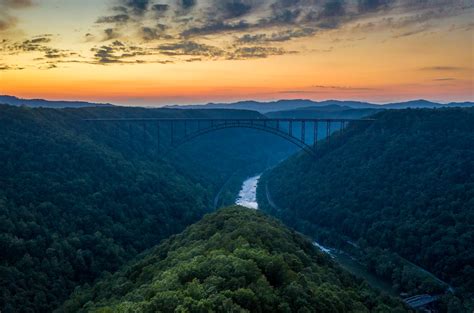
[0,104,294,312]
[258,108,474,309]
[59,207,408,313]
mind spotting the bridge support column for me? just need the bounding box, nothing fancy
[301,121,306,143]
[327,121,331,142]
[171,121,174,145]
[314,121,318,149]
[156,122,160,155]
[143,122,147,154]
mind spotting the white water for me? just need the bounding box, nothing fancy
[235,175,261,209]
[313,241,333,255]
[235,175,331,254]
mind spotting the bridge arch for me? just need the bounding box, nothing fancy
[170,121,317,156]
[84,118,372,157]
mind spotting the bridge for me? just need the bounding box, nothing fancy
[85,118,373,156]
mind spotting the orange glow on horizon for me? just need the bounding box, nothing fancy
[1,1,472,105]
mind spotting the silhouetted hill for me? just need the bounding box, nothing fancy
[265,105,381,119]
[0,95,114,108]
[170,99,378,113]
[3,95,473,112]
[170,99,474,113]
[60,207,408,313]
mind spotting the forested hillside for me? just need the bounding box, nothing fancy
[258,108,474,310]
[0,105,294,312]
[60,207,408,313]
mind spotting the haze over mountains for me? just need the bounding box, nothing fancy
[2,95,473,113]
[0,95,113,109]
[171,99,474,113]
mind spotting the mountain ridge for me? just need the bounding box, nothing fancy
[169,99,474,113]
[2,95,472,112]
[0,95,114,109]
[59,206,408,313]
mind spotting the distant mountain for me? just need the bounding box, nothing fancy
[2,95,472,112]
[0,95,114,108]
[266,106,382,119]
[169,99,379,113]
[170,99,474,113]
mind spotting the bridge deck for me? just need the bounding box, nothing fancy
[84,117,375,122]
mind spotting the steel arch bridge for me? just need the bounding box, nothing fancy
[85,118,373,157]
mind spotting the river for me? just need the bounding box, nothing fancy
[235,175,261,209]
[235,174,398,296]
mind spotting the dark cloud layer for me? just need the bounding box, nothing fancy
[94,0,471,43]
[0,0,34,32]
[96,14,130,24]
[158,41,224,57]
[2,0,472,69]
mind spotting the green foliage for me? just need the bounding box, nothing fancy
[59,207,408,313]
[258,108,474,310]
[0,104,295,312]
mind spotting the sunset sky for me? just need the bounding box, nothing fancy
[0,0,473,106]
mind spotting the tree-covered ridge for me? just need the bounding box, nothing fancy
[60,207,408,313]
[0,105,214,312]
[0,105,295,313]
[258,109,474,307]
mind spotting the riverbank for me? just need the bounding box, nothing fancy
[235,175,398,296]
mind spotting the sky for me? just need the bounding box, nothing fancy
[0,0,473,106]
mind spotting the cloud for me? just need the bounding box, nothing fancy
[228,46,289,59]
[181,0,196,10]
[2,0,472,69]
[236,28,316,43]
[0,15,17,31]
[433,78,456,81]
[96,14,130,24]
[141,25,172,41]
[181,20,251,37]
[2,0,34,9]
[122,0,150,15]
[0,0,34,32]
[152,4,169,14]
[0,63,23,70]
[95,0,471,46]
[91,40,174,65]
[279,84,378,94]
[156,40,291,60]
[311,85,376,91]
[358,0,393,13]
[158,41,225,58]
[93,45,121,63]
[419,66,468,71]
[104,28,121,40]
[1,35,78,67]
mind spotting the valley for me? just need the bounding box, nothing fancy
[3,2,472,312]
[1,104,472,312]
[235,172,403,300]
